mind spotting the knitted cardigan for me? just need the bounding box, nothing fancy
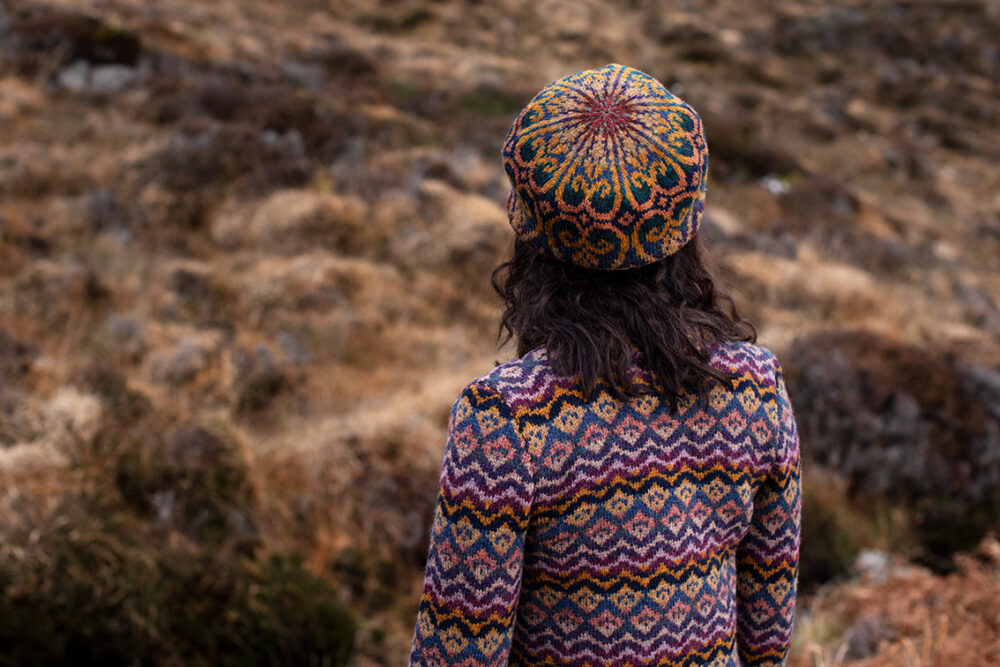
[409,341,801,666]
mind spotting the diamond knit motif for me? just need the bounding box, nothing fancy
[502,63,709,269]
[409,341,801,666]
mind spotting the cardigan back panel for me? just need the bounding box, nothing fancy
[409,341,801,666]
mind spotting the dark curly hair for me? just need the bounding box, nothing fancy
[491,236,756,411]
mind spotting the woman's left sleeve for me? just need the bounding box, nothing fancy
[408,382,535,666]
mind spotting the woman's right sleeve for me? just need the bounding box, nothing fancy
[408,382,535,666]
[736,355,802,666]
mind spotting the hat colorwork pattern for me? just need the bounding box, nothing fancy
[502,63,708,270]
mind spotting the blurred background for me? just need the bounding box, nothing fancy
[1,0,999,665]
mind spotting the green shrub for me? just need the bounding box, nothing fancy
[799,466,883,589]
[0,381,354,666]
[159,551,357,667]
[0,498,355,666]
[113,421,254,545]
[0,505,161,666]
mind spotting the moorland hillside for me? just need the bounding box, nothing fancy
[1,0,999,664]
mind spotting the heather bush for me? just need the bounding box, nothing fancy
[0,499,356,667]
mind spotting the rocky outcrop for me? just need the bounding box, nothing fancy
[785,330,1000,564]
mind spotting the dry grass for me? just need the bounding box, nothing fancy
[1,0,999,663]
[791,537,1000,667]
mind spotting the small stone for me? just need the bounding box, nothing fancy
[760,174,790,195]
[277,331,311,365]
[151,490,176,522]
[56,60,137,95]
[843,615,889,660]
[105,313,142,342]
[56,60,90,93]
[148,338,212,386]
[281,60,324,89]
[853,548,892,581]
[89,64,137,94]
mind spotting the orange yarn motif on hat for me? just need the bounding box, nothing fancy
[502,64,708,269]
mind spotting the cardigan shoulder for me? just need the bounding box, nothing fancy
[465,347,553,397]
[469,342,785,403]
[461,341,791,477]
[709,340,782,387]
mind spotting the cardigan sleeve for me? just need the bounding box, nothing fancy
[409,382,535,666]
[736,355,802,666]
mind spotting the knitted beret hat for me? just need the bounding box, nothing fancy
[502,63,708,270]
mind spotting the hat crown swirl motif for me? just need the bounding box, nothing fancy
[502,63,708,270]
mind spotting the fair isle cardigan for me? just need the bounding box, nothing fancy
[409,341,801,666]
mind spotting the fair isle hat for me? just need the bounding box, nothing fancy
[502,63,708,270]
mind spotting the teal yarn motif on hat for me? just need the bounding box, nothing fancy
[502,63,709,270]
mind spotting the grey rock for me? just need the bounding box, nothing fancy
[961,362,1000,420]
[56,60,138,95]
[105,313,142,342]
[57,61,91,94]
[953,283,1000,330]
[843,614,891,660]
[151,490,177,523]
[853,548,893,581]
[277,331,312,365]
[149,339,208,386]
[104,312,146,359]
[281,60,325,89]
[759,174,790,195]
[89,64,138,94]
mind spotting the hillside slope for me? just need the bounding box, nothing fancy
[1,0,999,663]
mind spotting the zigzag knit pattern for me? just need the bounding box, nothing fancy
[409,341,801,666]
